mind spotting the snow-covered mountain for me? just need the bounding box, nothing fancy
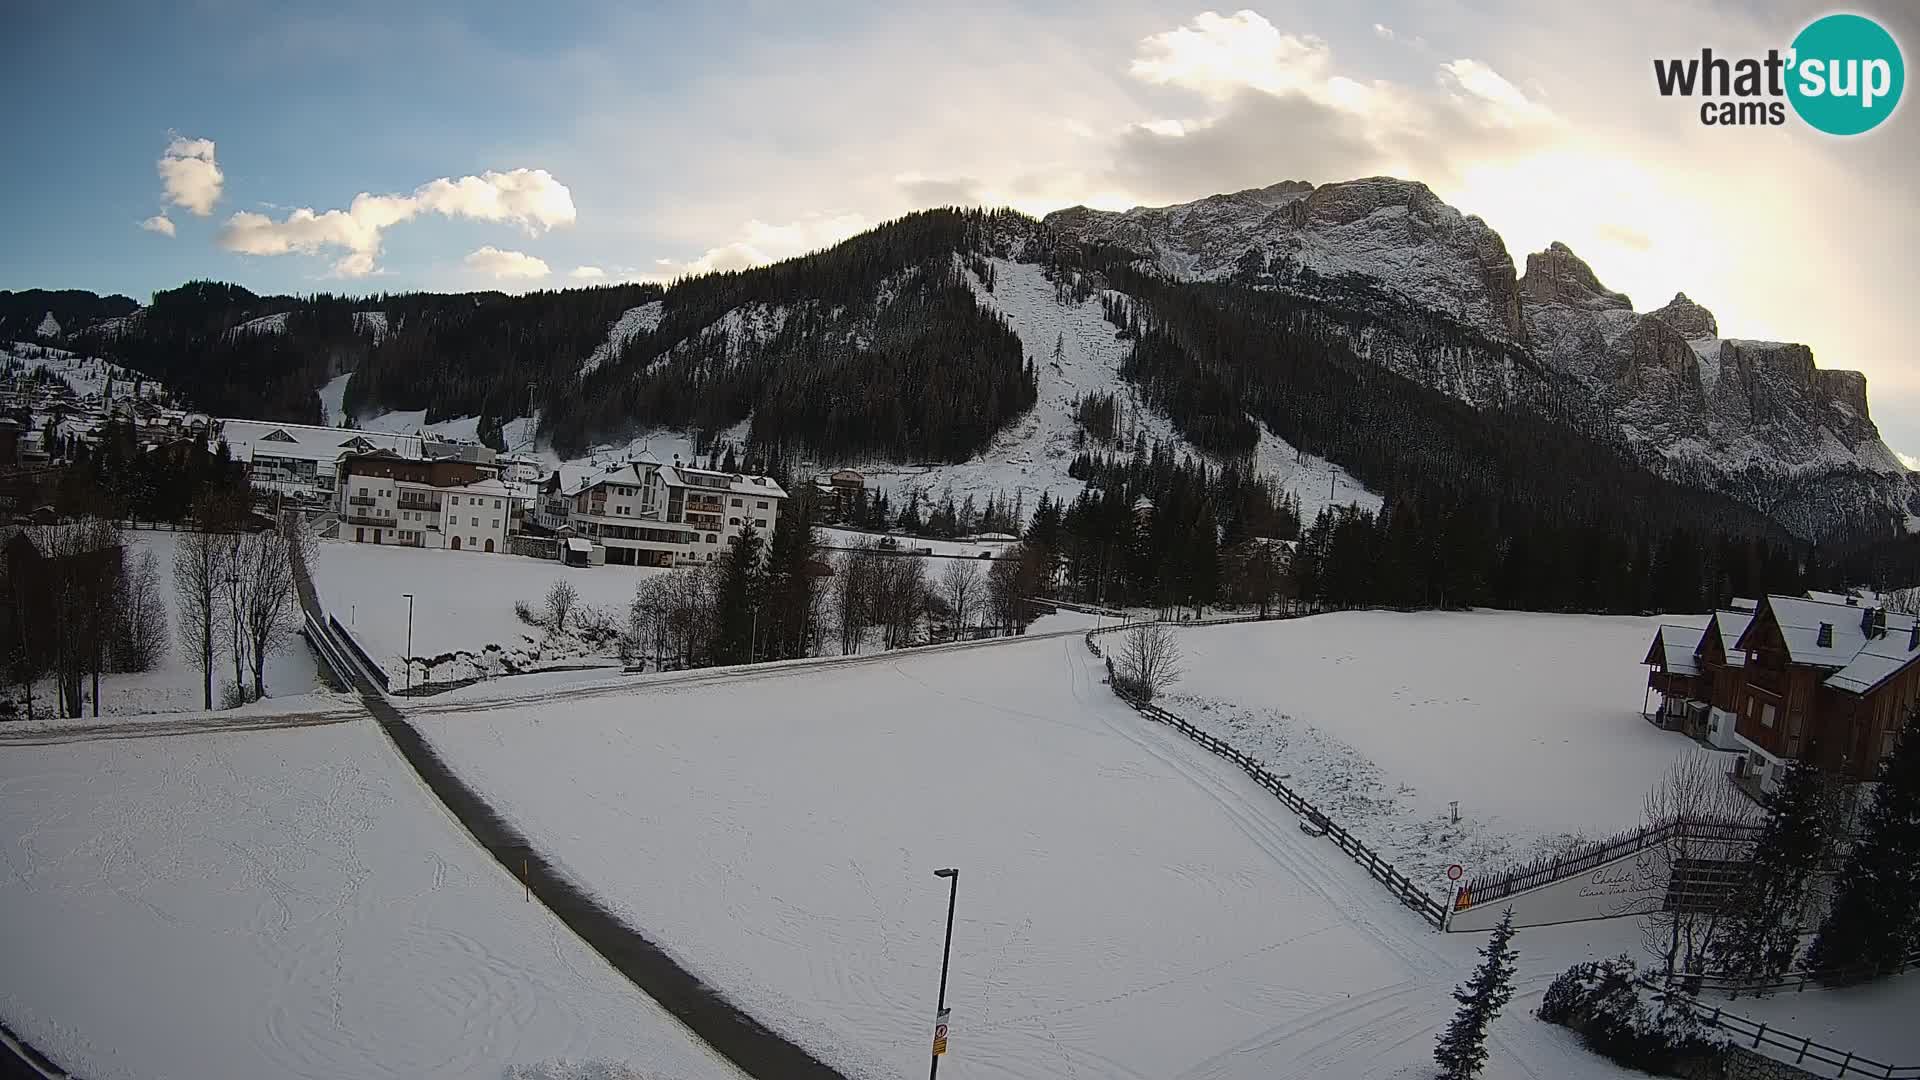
[1047,177,1913,538]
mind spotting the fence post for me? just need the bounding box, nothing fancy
[1795,1036,1809,1063]
[1837,1051,1852,1076]
[1752,1022,1766,1049]
[1708,1007,1721,1026]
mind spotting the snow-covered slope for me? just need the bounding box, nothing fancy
[3,341,166,402]
[228,311,290,336]
[850,256,1378,520]
[1049,177,1912,537]
[318,371,353,427]
[579,301,664,378]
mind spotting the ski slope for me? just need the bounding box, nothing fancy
[416,632,1651,1080]
[0,720,741,1080]
[844,257,1377,523]
[1161,611,1725,893]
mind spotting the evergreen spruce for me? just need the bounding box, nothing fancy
[1434,909,1520,1080]
[1708,757,1839,987]
[1807,705,1920,984]
[708,524,764,666]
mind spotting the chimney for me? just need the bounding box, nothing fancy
[1817,622,1834,648]
[1846,594,1859,606]
[1910,621,1919,652]
[1874,608,1888,639]
[1861,606,1876,637]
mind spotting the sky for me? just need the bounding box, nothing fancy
[2,0,1916,460]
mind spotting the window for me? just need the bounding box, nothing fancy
[471,516,480,527]
[491,519,499,528]
[731,498,742,507]
[757,500,768,509]
[755,519,767,529]
[451,496,460,505]
[358,486,367,496]
[706,533,717,544]
[1761,703,1777,729]
[729,517,740,526]
[493,499,501,509]
[469,537,477,547]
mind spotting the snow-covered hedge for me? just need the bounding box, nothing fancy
[1538,955,1728,1075]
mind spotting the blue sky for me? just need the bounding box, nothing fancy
[4,0,1917,459]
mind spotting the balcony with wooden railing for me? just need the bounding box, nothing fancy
[349,495,379,507]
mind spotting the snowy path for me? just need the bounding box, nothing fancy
[413,632,1651,1080]
[0,721,745,1080]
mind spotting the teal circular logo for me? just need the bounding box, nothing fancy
[1787,13,1904,135]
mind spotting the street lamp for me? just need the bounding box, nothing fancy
[401,592,414,693]
[929,867,958,1079]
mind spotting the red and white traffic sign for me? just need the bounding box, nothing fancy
[1446,864,1464,882]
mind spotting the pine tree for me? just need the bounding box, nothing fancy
[1709,758,1839,988]
[709,524,764,665]
[1807,705,1920,984]
[1434,909,1519,1080]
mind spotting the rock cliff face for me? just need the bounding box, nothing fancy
[1046,178,1912,538]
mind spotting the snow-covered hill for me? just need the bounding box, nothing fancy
[1047,177,1913,537]
[853,255,1378,520]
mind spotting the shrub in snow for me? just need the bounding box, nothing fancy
[514,599,540,628]
[1537,955,1726,1074]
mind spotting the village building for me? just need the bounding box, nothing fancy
[1648,591,1920,797]
[214,419,426,502]
[336,450,517,552]
[538,456,786,567]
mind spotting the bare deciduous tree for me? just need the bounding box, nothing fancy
[1885,586,1920,618]
[545,578,580,632]
[1641,754,1758,981]
[174,527,226,711]
[1116,622,1183,701]
[33,519,123,717]
[233,524,301,700]
[112,549,168,673]
[835,543,880,655]
[940,559,981,635]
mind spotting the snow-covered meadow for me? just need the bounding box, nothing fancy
[1158,611,1726,894]
[415,632,1649,1080]
[0,720,740,1080]
[307,540,669,684]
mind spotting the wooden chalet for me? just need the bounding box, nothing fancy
[1726,594,1920,791]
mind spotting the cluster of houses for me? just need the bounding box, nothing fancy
[214,418,789,567]
[1644,590,1919,798]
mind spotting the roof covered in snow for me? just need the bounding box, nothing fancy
[1824,619,1920,695]
[216,418,422,464]
[1748,595,1915,670]
[1650,625,1705,675]
[1708,609,1755,668]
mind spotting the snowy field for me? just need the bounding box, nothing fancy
[817,525,1015,559]
[1158,611,1725,894]
[0,720,740,1080]
[25,531,324,717]
[307,540,667,683]
[417,633,1651,1080]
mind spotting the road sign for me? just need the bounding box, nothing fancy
[932,1007,950,1056]
[1446,864,1464,882]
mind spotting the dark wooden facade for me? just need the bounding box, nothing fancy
[1733,599,1918,781]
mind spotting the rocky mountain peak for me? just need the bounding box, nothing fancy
[1518,242,1632,312]
[1647,292,1719,338]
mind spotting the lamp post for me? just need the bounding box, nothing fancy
[401,592,414,693]
[929,867,958,1079]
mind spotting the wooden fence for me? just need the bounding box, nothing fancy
[1668,946,1920,997]
[1456,817,1763,911]
[1646,983,1919,1078]
[1087,623,1448,928]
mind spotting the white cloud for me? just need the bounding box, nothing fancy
[1439,59,1558,128]
[569,265,608,280]
[157,135,224,216]
[644,213,870,281]
[1130,12,1334,104]
[218,168,576,277]
[1372,23,1394,40]
[1898,451,1919,472]
[464,246,551,281]
[139,214,176,237]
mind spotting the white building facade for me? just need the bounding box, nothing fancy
[545,458,785,566]
[337,451,518,553]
